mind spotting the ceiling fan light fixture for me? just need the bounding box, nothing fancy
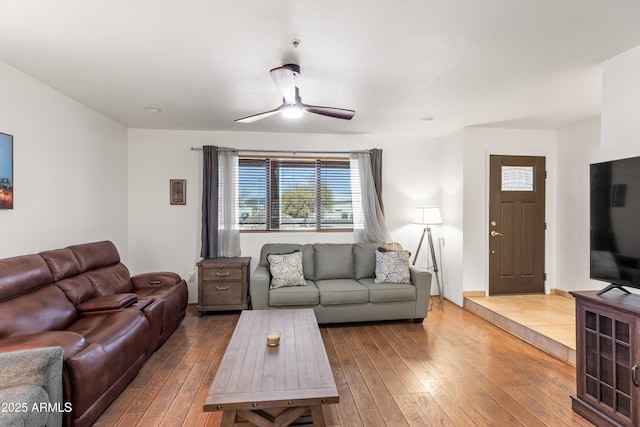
[282,104,303,119]
[234,64,355,123]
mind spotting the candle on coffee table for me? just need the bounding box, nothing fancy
[266,331,281,346]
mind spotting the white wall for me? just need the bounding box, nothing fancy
[127,129,441,303]
[601,45,640,161]
[439,129,464,305]
[461,127,557,302]
[553,45,640,293]
[595,45,640,294]
[556,117,602,291]
[0,60,128,259]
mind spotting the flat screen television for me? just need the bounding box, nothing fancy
[591,155,640,295]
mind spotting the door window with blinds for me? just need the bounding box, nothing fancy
[238,157,356,231]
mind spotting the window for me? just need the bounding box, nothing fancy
[501,166,534,191]
[238,157,356,231]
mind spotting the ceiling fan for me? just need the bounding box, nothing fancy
[235,64,355,123]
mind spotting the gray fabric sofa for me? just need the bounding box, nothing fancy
[0,346,64,427]
[250,243,432,324]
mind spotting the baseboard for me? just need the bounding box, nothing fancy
[550,288,574,299]
[463,291,486,298]
[463,289,573,299]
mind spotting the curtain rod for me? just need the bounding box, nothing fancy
[189,147,370,155]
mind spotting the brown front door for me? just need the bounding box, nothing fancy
[489,155,546,295]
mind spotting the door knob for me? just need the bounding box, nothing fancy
[491,231,503,237]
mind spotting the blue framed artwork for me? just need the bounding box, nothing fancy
[0,132,13,209]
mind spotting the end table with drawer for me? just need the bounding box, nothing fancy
[196,257,251,317]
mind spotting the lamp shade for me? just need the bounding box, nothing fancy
[413,206,443,225]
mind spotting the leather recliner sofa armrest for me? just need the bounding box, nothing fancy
[76,293,138,313]
[250,266,271,310]
[131,272,182,289]
[409,266,432,320]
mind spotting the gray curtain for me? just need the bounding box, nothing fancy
[369,148,384,214]
[200,145,219,258]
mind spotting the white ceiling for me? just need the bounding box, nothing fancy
[1,1,639,137]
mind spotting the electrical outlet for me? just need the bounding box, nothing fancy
[187,272,195,283]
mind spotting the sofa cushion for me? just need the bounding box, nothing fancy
[316,279,369,305]
[269,281,320,306]
[260,244,301,266]
[353,242,380,279]
[260,244,315,280]
[0,331,87,358]
[374,250,411,284]
[268,251,306,289]
[314,244,355,280]
[0,286,77,338]
[0,254,53,302]
[65,310,150,392]
[84,264,134,295]
[39,248,82,281]
[66,311,148,354]
[54,275,97,306]
[68,240,121,272]
[358,278,417,302]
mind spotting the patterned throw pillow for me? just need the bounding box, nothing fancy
[374,250,411,284]
[267,251,306,289]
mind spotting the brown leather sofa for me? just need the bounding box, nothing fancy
[0,241,188,427]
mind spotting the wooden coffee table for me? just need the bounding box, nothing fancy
[204,309,339,427]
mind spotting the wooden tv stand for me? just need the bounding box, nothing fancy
[571,290,640,426]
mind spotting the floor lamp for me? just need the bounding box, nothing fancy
[412,206,445,309]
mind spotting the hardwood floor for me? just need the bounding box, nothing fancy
[94,299,592,426]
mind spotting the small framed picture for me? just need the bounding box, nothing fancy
[170,179,186,205]
[0,132,13,210]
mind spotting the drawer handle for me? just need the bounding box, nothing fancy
[216,272,230,276]
[216,286,229,290]
[633,364,639,387]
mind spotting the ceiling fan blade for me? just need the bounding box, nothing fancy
[270,66,297,104]
[301,104,356,120]
[234,105,283,123]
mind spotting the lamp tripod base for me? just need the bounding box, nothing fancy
[413,226,444,309]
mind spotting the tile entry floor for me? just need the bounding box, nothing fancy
[464,293,576,365]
